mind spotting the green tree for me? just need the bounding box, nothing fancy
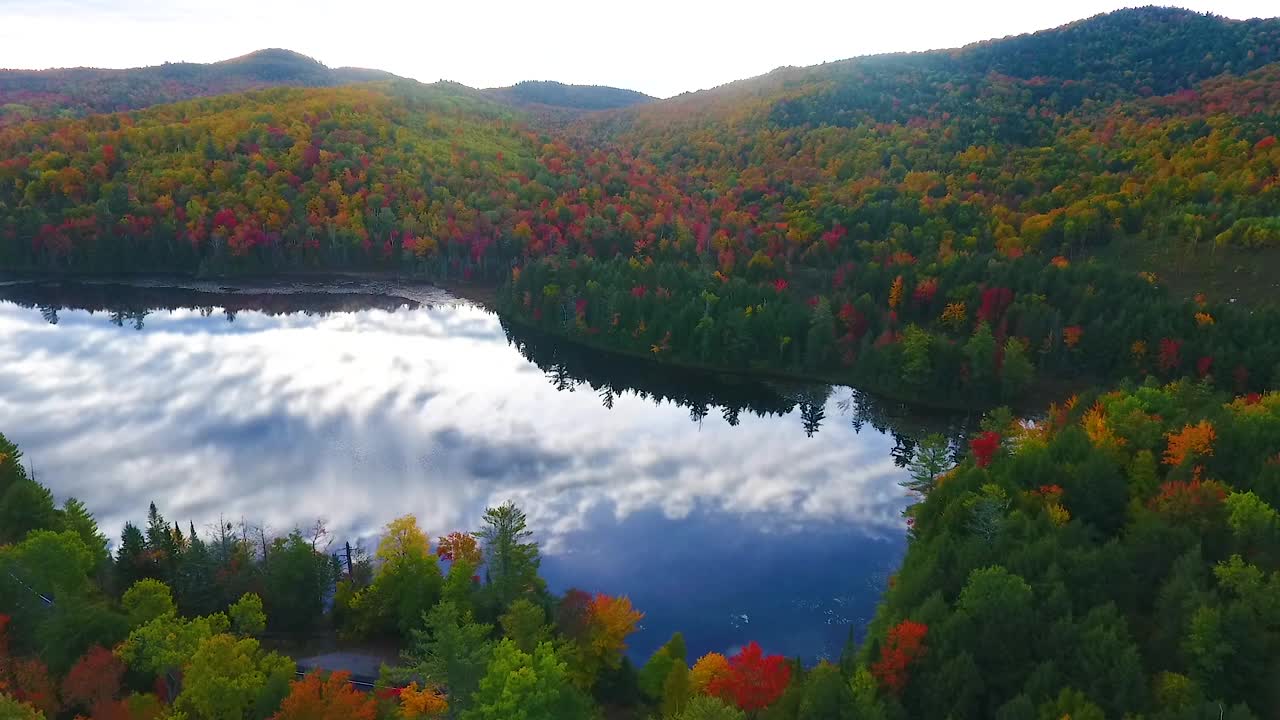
[174,634,295,720]
[964,322,997,388]
[115,522,150,588]
[3,529,95,597]
[1001,337,1035,401]
[441,557,479,619]
[900,324,933,387]
[1070,604,1146,715]
[951,566,1034,701]
[797,662,854,720]
[670,695,746,720]
[461,640,593,720]
[34,595,129,676]
[803,298,836,371]
[391,601,494,717]
[661,659,691,718]
[640,632,687,701]
[121,578,176,629]
[142,502,179,583]
[229,593,267,637]
[0,479,59,543]
[500,598,550,654]
[903,433,951,495]
[118,611,229,677]
[263,532,332,633]
[475,502,542,611]
[1037,688,1105,720]
[1226,491,1279,552]
[0,432,28,497]
[60,498,109,565]
[175,524,220,617]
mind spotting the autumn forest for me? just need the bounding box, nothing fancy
[4,5,1280,719]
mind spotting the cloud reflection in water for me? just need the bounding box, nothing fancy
[0,289,912,661]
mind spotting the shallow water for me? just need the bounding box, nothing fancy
[0,279,965,662]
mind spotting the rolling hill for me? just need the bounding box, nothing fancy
[484,80,654,111]
[0,49,403,125]
[0,50,654,126]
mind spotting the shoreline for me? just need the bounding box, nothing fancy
[0,271,1080,415]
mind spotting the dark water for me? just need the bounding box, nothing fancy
[0,280,969,663]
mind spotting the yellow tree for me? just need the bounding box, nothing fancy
[399,682,448,719]
[888,276,904,310]
[378,515,432,564]
[585,594,643,674]
[1164,420,1216,468]
[690,653,732,695]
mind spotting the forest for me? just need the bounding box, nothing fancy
[3,9,1280,408]
[3,380,1280,719]
[4,5,1280,718]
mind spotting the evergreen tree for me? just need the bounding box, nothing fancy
[61,498,109,565]
[640,632,687,701]
[390,600,494,717]
[903,433,952,496]
[0,478,60,543]
[797,662,855,720]
[115,521,148,588]
[475,502,542,612]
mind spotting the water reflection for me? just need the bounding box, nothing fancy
[0,280,964,661]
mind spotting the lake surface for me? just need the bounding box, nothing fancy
[0,279,968,663]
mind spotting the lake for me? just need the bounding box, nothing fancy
[0,279,968,664]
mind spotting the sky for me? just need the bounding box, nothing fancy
[0,1,1276,98]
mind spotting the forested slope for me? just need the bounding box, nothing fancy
[508,7,1280,405]
[2,8,1280,407]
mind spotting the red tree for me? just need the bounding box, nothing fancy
[976,287,1014,323]
[555,588,594,643]
[435,531,482,566]
[872,620,929,694]
[62,645,125,713]
[1157,338,1182,373]
[705,641,791,712]
[970,431,1001,468]
[9,658,58,717]
[1196,355,1214,378]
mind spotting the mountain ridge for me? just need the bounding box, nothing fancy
[0,49,654,124]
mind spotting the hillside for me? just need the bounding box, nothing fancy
[484,80,654,111]
[2,7,1280,410]
[0,49,402,125]
[505,5,1280,404]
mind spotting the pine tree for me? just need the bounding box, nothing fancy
[61,498,109,564]
[116,522,148,587]
[903,434,951,496]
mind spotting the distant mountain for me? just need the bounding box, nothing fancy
[484,80,653,111]
[0,51,651,125]
[615,7,1280,137]
[0,49,403,125]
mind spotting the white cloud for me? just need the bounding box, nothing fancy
[0,294,912,554]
